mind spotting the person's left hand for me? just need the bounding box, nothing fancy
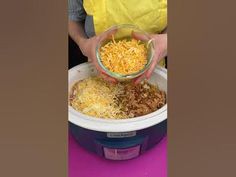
[132,33,167,84]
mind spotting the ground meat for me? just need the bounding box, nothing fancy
[116,80,166,117]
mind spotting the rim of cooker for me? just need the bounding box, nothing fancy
[68,63,167,132]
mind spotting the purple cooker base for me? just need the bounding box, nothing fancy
[69,119,167,161]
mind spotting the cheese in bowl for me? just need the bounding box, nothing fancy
[96,24,154,80]
[100,37,148,75]
[69,76,166,119]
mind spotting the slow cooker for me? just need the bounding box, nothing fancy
[69,62,167,160]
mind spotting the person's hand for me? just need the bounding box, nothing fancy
[77,29,118,83]
[132,32,167,84]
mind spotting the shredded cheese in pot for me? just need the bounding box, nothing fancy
[69,76,127,119]
[100,37,148,75]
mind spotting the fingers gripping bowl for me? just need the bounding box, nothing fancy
[96,24,155,81]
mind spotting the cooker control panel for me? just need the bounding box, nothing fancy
[103,145,140,160]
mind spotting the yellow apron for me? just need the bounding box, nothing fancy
[83,0,167,67]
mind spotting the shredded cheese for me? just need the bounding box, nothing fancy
[100,37,148,75]
[70,76,127,119]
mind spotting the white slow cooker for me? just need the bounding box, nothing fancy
[69,62,167,160]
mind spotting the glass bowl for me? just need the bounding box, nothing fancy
[96,24,155,81]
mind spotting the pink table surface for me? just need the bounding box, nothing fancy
[69,132,167,177]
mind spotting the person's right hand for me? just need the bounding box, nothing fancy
[76,30,118,83]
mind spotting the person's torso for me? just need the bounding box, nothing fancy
[83,0,167,37]
[83,0,167,67]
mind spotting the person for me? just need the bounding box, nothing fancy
[68,0,167,83]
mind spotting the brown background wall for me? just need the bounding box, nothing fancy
[168,1,236,176]
[0,1,68,177]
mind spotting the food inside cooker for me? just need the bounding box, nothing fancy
[69,76,166,119]
[100,36,147,75]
